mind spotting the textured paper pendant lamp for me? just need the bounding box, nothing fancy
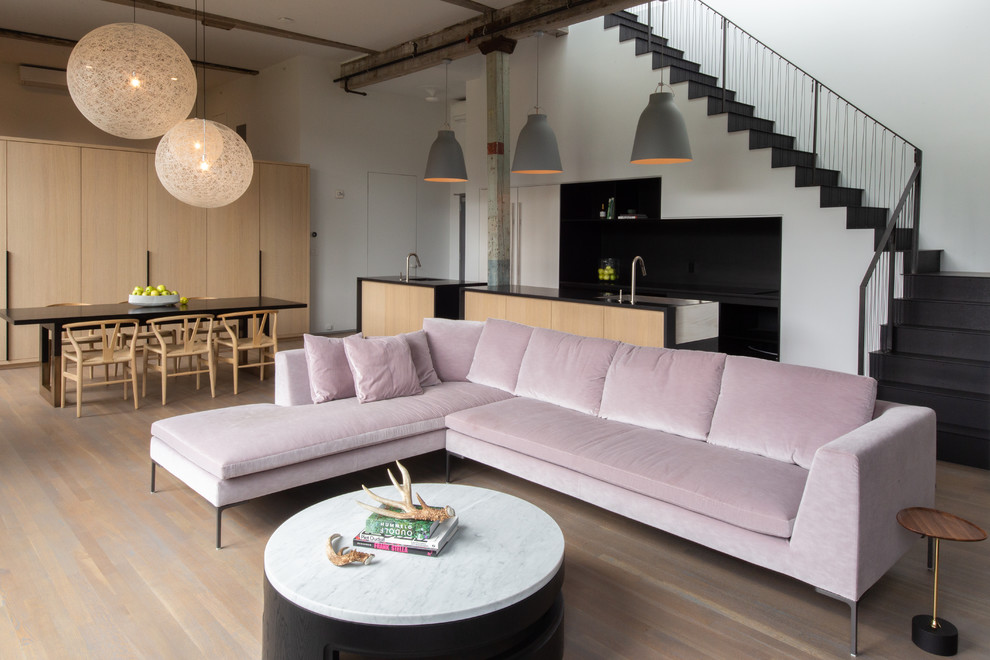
[630,1,692,165]
[424,59,468,182]
[155,118,253,208]
[154,0,253,208]
[512,32,562,174]
[66,23,196,139]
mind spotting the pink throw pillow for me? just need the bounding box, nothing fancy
[401,330,441,387]
[343,335,423,403]
[422,318,484,382]
[599,344,726,440]
[467,318,535,392]
[707,356,878,468]
[303,334,357,403]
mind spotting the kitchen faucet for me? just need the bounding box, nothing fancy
[404,252,422,281]
[631,256,646,305]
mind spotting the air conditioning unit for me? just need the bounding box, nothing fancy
[18,64,67,90]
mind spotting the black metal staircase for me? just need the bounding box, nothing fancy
[605,9,988,469]
[874,273,990,468]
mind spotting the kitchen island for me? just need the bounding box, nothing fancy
[357,276,486,336]
[462,285,718,350]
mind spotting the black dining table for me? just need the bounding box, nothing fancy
[0,296,306,407]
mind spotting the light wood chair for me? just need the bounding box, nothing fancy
[142,315,216,405]
[214,310,278,394]
[61,319,140,418]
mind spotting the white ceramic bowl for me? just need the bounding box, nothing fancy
[128,294,180,307]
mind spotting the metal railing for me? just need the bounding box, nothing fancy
[625,1,923,373]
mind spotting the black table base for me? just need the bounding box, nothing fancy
[262,566,564,660]
[912,615,958,656]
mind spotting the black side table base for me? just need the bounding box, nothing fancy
[912,615,958,656]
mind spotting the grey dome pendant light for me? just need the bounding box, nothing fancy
[424,59,468,182]
[512,31,562,174]
[630,0,692,165]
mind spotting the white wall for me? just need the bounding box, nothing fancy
[0,61,158,150]
[207,56,453,334]
[702,0,990,273]
[460,20,876,372]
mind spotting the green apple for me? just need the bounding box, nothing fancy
[179,296,188,305]
[156,284,167,293]
[170,290,178,296]
[149,290,160,296]
[132,286,143,295]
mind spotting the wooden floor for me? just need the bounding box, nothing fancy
[1,358,988,659]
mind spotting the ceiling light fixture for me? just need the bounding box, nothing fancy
[424,59,468,183]
[630,0,692,165]
[155,0,253,208]
[65,22,196,139]
[511,31,562,174]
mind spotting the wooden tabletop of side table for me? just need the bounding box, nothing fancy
[897,507,987,542]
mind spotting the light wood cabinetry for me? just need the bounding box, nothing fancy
[551,300,604,338]
[464,292,554,328]
[360,281,434,336]
[603,305,664,347]
[207,173,261,298]
[81,148,148,304]
[6,141,81,360]
[148,157,207,297]
[260,163,309,336]
[1,137,311,365]
[0,140,6,360]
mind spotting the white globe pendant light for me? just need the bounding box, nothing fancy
[156,118,254,208]
[66,23,196,139]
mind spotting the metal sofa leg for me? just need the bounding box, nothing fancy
[816,588,858,656]
[150,461,157,493]
[446,451,463,483]
[216,507,224,550]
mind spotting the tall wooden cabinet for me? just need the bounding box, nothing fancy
[1,136,311,364]
[148,157,207,296]
[0,140,6,361]
[207,174,261,298]
[80,148,148,304]
[6,141,82,360]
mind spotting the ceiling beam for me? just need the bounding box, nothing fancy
[100,0,378,55]
[336,0,639,90]
[437,0,495,13]
[0,27,258,75]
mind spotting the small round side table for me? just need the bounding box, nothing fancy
[897,507,987,656]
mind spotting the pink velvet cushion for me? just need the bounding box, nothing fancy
[707,356,878,468]
[303,334,356,403]
[343,335,423,403]
[514,327,619,415]
[599,344,726,440]
[401,329,441,387]
[466,318,535,392]
[422,318,484,382]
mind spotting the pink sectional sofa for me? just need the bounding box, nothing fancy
[148,317,935,655]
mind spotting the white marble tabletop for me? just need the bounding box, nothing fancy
[264,483,565,626]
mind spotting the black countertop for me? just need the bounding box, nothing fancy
[359,276,487,288]
[463,284,716,310]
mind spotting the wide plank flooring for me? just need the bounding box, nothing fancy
[1,357,988,659]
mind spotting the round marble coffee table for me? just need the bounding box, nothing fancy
[263,484,565,659]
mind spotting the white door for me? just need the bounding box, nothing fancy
[479,185,559,287]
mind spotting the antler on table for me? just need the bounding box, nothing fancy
[326,533,374,566]
[358,461,455,522]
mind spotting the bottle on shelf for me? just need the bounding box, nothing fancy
[599,204,606,219]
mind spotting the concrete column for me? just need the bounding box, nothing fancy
[485,50,510,286]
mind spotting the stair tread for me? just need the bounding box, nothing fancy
[873,350,990,368]
[901,297,990,306]
[878,380,990,402]
[895,323,990,336]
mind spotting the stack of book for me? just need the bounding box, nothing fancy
[352,507,459,557]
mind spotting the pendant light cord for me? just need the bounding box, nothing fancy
[443,58,450,129]
[654,1,671,94]
[534,31,541,113]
